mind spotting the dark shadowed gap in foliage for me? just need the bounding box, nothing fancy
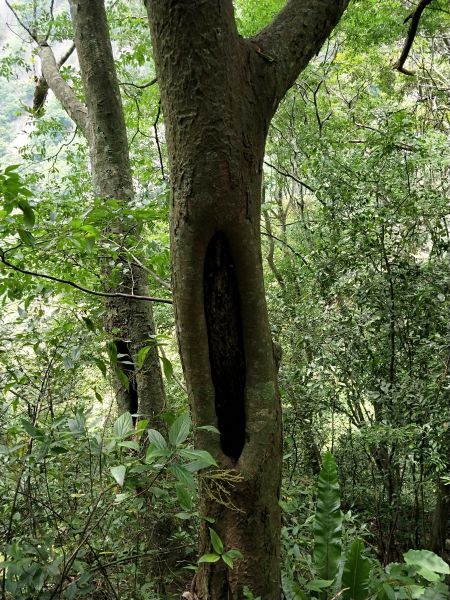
[115,339,138,419]
[203,231,246,461]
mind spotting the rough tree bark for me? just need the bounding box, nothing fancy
[38,0,166,422]
[145,1,349,598]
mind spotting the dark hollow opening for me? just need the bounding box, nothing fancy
[115,339,138,419]
[203,232,246,461]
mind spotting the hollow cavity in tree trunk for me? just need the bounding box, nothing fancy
[203,232,246,461]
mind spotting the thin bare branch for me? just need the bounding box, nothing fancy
[118,77,158,90]
[0,249,173,305]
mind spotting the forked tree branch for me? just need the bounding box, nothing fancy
[394,0,434,75]
[252,0,350,103]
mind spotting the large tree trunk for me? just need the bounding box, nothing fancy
[145,1,348,597]
[65,0,166,422]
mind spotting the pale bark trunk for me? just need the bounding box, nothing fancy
[65,0,166,422]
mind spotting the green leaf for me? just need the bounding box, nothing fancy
[161,355,173,380]
[17,200,35,227]
[118,441,140,451]
[115,367,129,390]
[17,228,35,246]
[145,446,170,463]
[110,465,126,487]
[169,413,191,447]
[179,448,217,470]
[198,553,221,563]
[21,419,43,439]
[209,528,224,555]
[175,512,192,520]
[342,538,371,599]
[420,582,449,599]
[313,452,343,582]
[197,425,220,434]
[225,549,243,560]
[222,553,234,568]
[176,482,193,511]
[94,358,106,377]
[147,429,167,449]
[403,550,450,578]
[306,579,334,592]
[137,345,152,369]
[83,317,96,332]
[381,583,396,600]
[169,464,196,489]
[113,412,134,439]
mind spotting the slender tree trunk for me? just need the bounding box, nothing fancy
[430,478,450,556]
[145,1,348,597]
[65,0,166,422]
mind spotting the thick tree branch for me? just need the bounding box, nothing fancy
[394,0,434,76]
[38,42,89,138]
[252,0,350,103]
[0,250,172,305]
[34,43,76,113]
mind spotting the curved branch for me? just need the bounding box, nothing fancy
[38,43,89,138]
[394,0,434,76]
[0,250,172,305]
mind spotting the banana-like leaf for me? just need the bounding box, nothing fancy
[313,452,343,582]
[342,538,371,599]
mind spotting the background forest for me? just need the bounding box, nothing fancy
[0,0,449,599]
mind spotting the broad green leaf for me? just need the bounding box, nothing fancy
[137,345,152,369]
[110,465,126,487]
[21,419,43,439]
[224,549,243,560]
[169,464,195,489]
[145,446,171,463]
[175,512,192,520]
[179,448,217,468]
[169,413,191,447]
[403,550,450,577]
[198,553,220,563]
[222,553,234,568]
[313,452,343,582]
[147,429,167,449]
[420,582,449,599]
[113,412,134,438]
[209,528,224,555]
[342,538,371,599]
